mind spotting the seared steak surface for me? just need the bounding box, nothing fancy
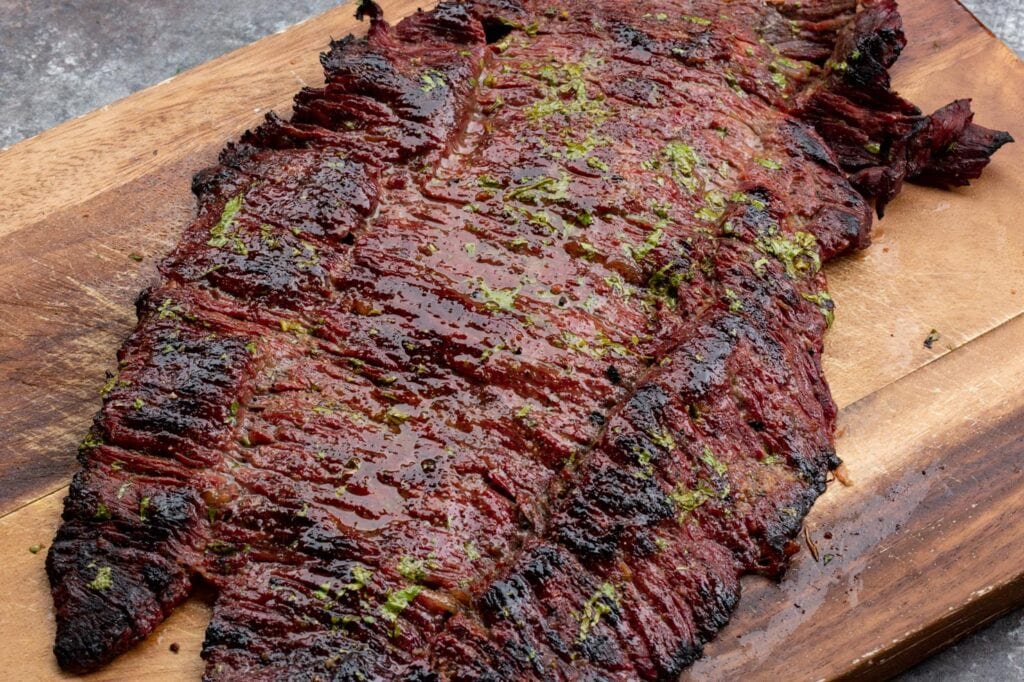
[47,1,1009,679]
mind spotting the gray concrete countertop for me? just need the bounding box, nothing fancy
[1,1,1022,679]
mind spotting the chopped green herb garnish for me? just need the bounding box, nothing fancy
[730,191,767,211]
[648,429,676,450]
[663,141,702,192]
[724,288,744,313]
[577,241,598,259]
[756,230,820,279]
[700,445,728,476]
[682,14,712,26]
[695,190,728,222]
[384,407,411,427]
[157,298,180,320]
[603,273,633,299]
[754,257,770,276]
[646,264,686,309]
[632,443,654,472]
[624,227,663,261]
[559,330,597,358]
[773,56,802,70]
[564,132,612,159]
[312,581,332,602]
[347,565,374,592]
[724,69,747,97]
[87,566,113,591]
[207,194,245,253]
[420,69,446,93]
[498,17,540,37]
[311,401,335,417]
[79,433,103,452]
[279,319,308,335]
[478,174,503,189]
[463,541,482,561]
[577,583,618,643]
[397,556,427,582]
[380,585,424,636]
[802,292,835,327]
[473,279,519,312]
[227,401,240,424]
[504,173,570,204]
[580,294,602,313]
[525,59,609,124]
[669,480,718,521]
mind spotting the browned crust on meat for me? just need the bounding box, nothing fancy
[47,1,1009,679]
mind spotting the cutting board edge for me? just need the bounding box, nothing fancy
[840,574,1024,681]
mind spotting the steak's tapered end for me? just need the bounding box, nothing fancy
[797,0,1012,217]
[907,101,1014,188]
[47,467,204,672]
[47,524,194,672]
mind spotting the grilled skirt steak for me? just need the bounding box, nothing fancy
[47,0,1010,679]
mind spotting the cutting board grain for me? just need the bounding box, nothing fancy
[1,1,1022,679]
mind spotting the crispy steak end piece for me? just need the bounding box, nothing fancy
[795,0,1013,215]
[48,0,1009,679]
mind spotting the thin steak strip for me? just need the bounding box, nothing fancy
[47,1,1010,679]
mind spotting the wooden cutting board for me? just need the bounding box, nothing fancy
[1,1,1021,679]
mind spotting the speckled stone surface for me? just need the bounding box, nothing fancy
[0,0,339,148]
[1,1,1022,679]
[969,0,1024,56]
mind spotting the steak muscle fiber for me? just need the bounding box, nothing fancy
[47,0,1010,679]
